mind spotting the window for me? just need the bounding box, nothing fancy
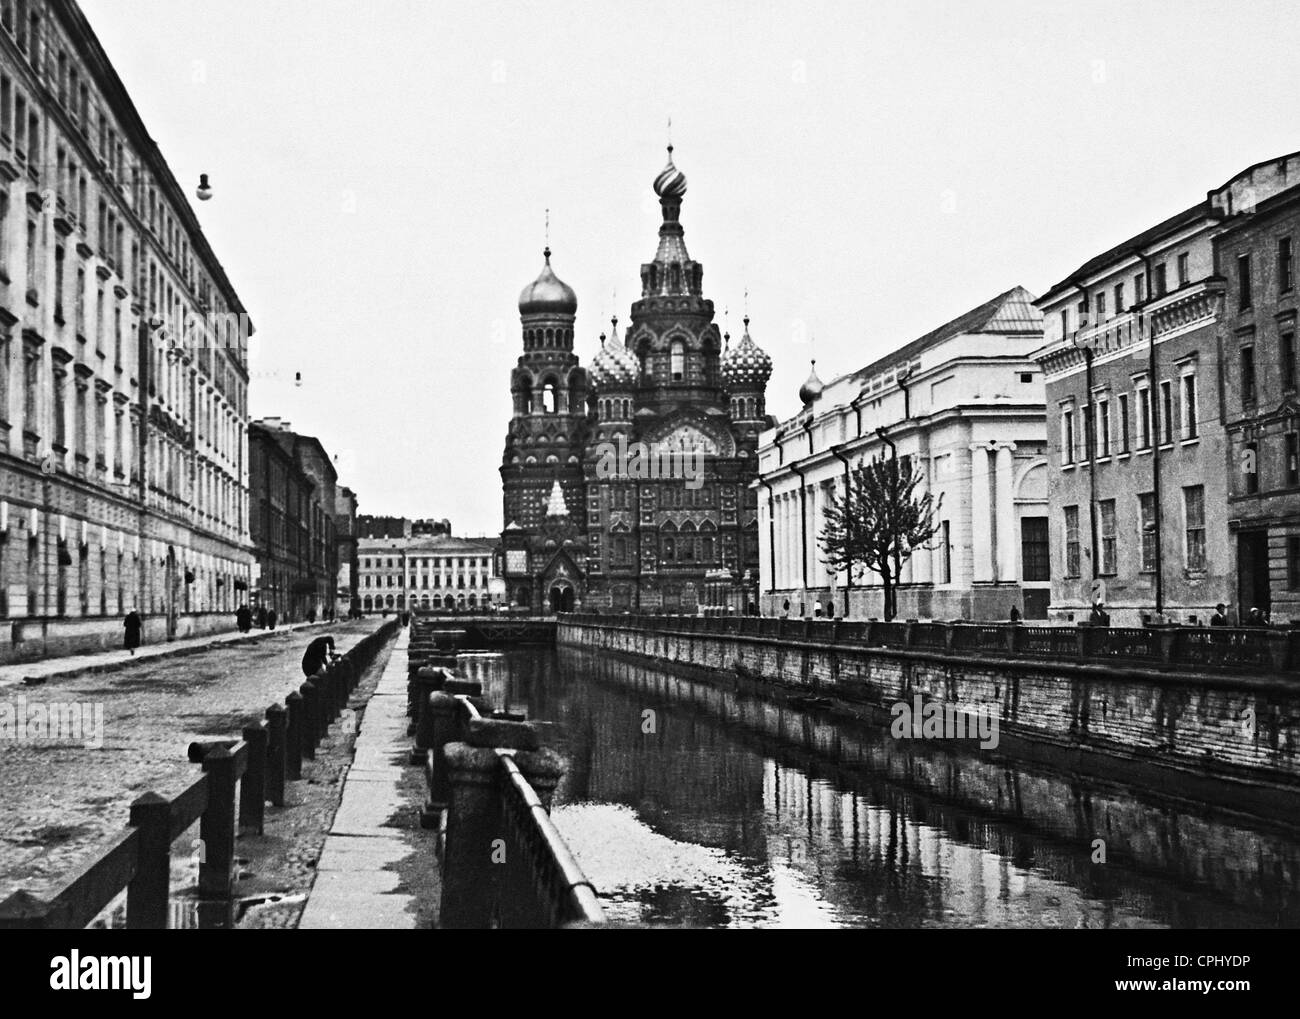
[940,520,952,583]
[1095,290,1106,320]
[1282,332,1296,392]
[1096,398,1110,457]
[1183,485,1206,571]
[1099,500,1117,575]
[1181,373,1198,439]
[1279,237,1294,294]
[1118,393,1130,453]
[1059,308,1070,339]
[1021,517,1050,582]
[1238,253,1253,311]
[1138,493,1157,573]
[1064,506,1080,578]
[1241,345,1257,404]
[1134,273,1145,304]
[1114,282,1125,314]
[1160,380,1173,444]
[1177,252,1189,285]
[1153,262,1168,297]
[670,340,685,381]
[1018,372,1033,384]
[1290,536,1300,591]
[1061,408,1075,465]
[1287,433,1300,488]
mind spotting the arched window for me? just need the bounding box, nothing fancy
[444,594,456,610]
[541,381,558,413]
[680,521,696,561]
[700,520,717,564]
[613,536,627,563]
[660,521,677,562]
[670,340,685,381]
[362,596,373,611]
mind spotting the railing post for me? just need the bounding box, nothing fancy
[240,724,267,835]
[285,691,304,779]
[411,668,445,765]
[127,792,171,929]
[300,681,319,760]
[199,746,237,898]
[422,689,460,827]
[265,703,287,807]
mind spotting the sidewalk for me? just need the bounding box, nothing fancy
[0,619,326,690]
[298,627,439,929]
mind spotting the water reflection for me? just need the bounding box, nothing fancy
[456,647,1300,929]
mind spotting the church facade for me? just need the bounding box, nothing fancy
[500,149,771,613]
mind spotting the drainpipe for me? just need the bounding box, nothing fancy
[1071,284,1100,588]
[1140,252,1164,619]
[830,442,854,617]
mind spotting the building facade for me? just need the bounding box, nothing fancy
[1213,155,1300,624]
[0,0,254,663]
[757,288,1048,620]
[334,485,358,618]
[358,533,502,613]
[1033,153,1300,626]
[248,418,337,623]
[500,148,767,613]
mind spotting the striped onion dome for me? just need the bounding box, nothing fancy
[653,145,688,199]
[590,317,639,389]
[721,316,773,388]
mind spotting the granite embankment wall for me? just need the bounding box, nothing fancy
[558,619,1300,817]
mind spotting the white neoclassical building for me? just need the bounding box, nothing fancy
[756,287,1052,620]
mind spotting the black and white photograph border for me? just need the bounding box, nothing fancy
[0,0,1293,993]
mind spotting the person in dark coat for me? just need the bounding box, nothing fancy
[124,610,143,656]
[1009,605,1022,623]
[235,604,252,633]
[1210,603,1229,627]
[301,635,337,678]
[1089,602,1110,627]
[267,608,278,630]
[256,605,268,629]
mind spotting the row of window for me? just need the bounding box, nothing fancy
[360,555,491,570]
[1061,485,1205,578]
[1061,373,1199,463]
[362,573,486,589]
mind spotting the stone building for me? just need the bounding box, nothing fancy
[1033,152,1300,626]
[358,532,501,613]
[1213,154,1300,623]
[334,484,357,618]
[248,418,337,623]
[500,147,767,613]
[756,287,1048,620]
[0,0,254,663]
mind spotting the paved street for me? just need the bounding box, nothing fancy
[0,619,384,905]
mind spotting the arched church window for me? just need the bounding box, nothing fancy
[670,340,685,381]
[613,536,626,563]
[541,381,557,413]
[679,521,697,561]
[660,521,676,562]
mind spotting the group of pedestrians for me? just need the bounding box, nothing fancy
[234,603,277,632]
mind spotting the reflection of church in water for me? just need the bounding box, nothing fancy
[500,149,773,613]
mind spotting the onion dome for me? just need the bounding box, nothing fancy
[721,315,773,389]
[653,145,688,200]
[518,247,577,316]
[799,359,825,405]
[590,316,639,389]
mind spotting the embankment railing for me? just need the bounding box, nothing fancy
[560,613,1300,675]
[407,619,604,928]
[0,619,400,929]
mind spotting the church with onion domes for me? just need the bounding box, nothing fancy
[500,147,772,613]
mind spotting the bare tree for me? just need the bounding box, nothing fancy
[818,454,942,621]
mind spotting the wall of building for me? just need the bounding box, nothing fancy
[558,619,1300,816]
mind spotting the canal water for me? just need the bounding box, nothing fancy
[456,646,1300,929]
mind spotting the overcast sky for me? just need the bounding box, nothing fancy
[82,0,1300,535]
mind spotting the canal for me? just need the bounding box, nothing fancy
[455,645,1300,929]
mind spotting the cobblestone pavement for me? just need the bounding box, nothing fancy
[0,619,387,909]
[0,620,326,691]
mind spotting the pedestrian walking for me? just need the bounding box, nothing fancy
[1089,601,1110,627]
[267,607,278,630]
[1009,605,1022,623]
[235,604,252,633]
[256,605,268,630]
[123,610,142,656]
